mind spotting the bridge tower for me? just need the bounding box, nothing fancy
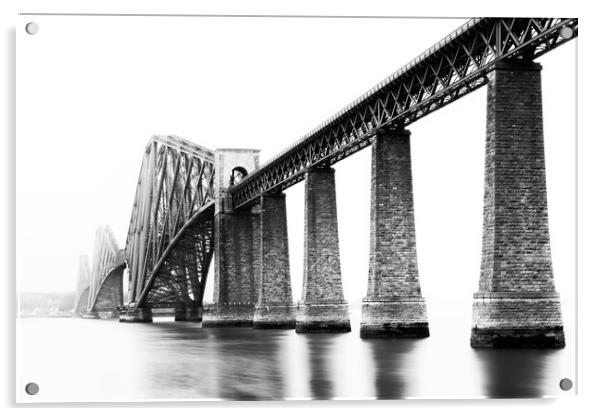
[471,60,565,348]
[203,149,262,327]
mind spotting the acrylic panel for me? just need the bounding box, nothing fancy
[16,14,577,402]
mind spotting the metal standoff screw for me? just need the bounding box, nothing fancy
[25,22,39,35]
[25,382,39,395]
[559,378,573,391]
[560,27,574,40]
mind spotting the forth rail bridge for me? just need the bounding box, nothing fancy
[74,17,578,347]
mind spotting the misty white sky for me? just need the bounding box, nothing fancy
[16,16,575,322]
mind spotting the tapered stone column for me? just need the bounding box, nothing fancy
[253,192,296,329]
[296,167,350,333]
[360,129,429,338]
[471,60,564,348]
[202,208,260,327]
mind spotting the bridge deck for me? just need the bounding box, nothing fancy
[231,17,577,209]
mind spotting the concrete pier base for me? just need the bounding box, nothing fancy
[202,304,255,327]
[120,308,153,323]
[471,293,565,348]
[295,302,351,333]
[82,311,100,319]
[253,305,296,329]
[174,306,202,322]
[98,310,119,319]
[360,298,429,338]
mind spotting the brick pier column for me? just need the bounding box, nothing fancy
[360,129,429,338]
[471,60,565,348]
[253,192,296,329]
[203,149,261,327]
[202,208,260,326]
[296,167,351,333]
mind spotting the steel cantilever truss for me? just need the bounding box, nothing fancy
[231,17,578,209]
[90,249,126,312]
[125,135,215,309]
[87,225,123,311]
[74,255,91,314]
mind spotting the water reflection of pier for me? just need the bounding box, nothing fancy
[474,349,557,398]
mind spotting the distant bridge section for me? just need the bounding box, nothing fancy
[74,255,91,315]
[89,249,126,313]
[74,225,126,317]
[88,226,121,307]
[125,135,216,312]
[231,17,578,209]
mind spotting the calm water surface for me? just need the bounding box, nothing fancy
[16,307,574,402]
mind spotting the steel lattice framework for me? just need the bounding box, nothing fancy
[90,249,127,312]
[74,255,91,314]
[231,17,578,209]
[87,225,122,310]
[125,135,216,309]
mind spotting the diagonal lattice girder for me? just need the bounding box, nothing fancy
[73,255,91,314]
[125,135,216,309]
[87,225,122,310]
[90,249,126,312]
[231,17,578,209]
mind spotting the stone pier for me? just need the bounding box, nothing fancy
[97,310,120,319]
[203,149,261,327]
[120,308,153,323]
[253,192,296,329]
[82,310,100,319]
[203,207,260,327]
[360,129,429,338]
[471,60,565,348]
[174,305,202,322]
[296,167,350,333]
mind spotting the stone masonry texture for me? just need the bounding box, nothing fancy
[253,192,296,329]
[204,149,261,327]
[472,60,564,348]
[204,209,260,327]
[361,129,429,338]
[296,167,350,332]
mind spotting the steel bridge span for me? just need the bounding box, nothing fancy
[74,225,126,318]
[85,17,576,347]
